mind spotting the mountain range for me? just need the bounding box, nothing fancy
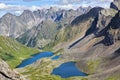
[0,0,120,80]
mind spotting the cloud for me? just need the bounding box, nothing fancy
[0,3,41,11]
[0,0,114,11]
[57,0,113,8]
[57,0,82,4]
[0,2,42,17]
[0,2,78,12]
[14,11,23,15]
[0,3,7,9]
[58,0,113,4]
[31,6,41,10]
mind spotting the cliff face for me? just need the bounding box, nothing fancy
[0,59,23,80]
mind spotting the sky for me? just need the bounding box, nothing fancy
[0,0,113,17]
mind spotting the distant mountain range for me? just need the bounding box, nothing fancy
[0,6,91,38]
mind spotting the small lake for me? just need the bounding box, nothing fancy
[51,62,87,78]
[17,52,54,68]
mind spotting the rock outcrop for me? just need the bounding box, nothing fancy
[0,59,23,80]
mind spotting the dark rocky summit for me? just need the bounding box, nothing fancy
[110,0,120,10]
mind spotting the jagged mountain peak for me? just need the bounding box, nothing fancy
[77,6,91,13]
[20,9,33,16]
[110,0,120,10]
[100,8,118,17]
[49,7,60,11]
[20,9,36,28]
[1,13,16,19]
[20,9,35,18]
[3,13,14,17]
[24,9,31,12]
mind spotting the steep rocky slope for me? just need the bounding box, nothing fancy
[19,10,37,27]
[0,59,24,80]
[0,13,28,38]
[17,19,58,48]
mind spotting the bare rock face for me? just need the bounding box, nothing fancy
[20,10,37,28]
[96,9,117,32]
[0,13,27,38]
[95,9,119,45]
[17,19,58,47]
[0,59,23,80]
[110,0,120,10]
[107,11,120,42]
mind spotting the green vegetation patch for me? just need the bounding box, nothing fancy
[86,59,101,74]
[29,75,65,80]
[0,36,39,68]
[105,74,120,80]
